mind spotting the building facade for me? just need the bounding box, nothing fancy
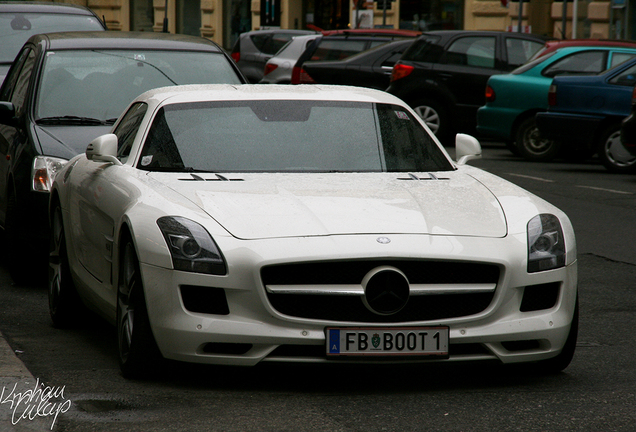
[50,0,628,50]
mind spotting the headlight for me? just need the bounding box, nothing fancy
[527,214,566,273]
[32,156,68,192]
[157,216,227,275]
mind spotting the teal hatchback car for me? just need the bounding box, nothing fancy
[477,45,636,161]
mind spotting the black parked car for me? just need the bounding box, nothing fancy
[291,29,421,85]
[386,30,550,143]
[0,1,107,85]
[620,86,636,159]
[0,31,245,282]
[293,39,413,90]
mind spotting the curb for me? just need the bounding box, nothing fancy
[0,333,55,431]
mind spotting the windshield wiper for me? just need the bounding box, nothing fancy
[36,116,114,126]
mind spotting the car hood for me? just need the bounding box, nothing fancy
[34,124,112,160]
[153,172,507,240]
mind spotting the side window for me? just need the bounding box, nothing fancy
[115,102,148,160]
[267,33,294,55]
[444,37,495,68]
[311,40,368,61]
[10,49,37,118]
[369,40,388,50]
[610,53,636,68]
[542,51,606,76]
[250,34,270,53]
[401,36,443,63]
[506,38,544,68]
[0,48,31,101]
[609,63,636,86]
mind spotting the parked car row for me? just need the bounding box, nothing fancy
[245,28,636,173]
[0,14,581,379]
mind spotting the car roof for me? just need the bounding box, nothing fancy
[0,1,98,15]
[139,84,407,106]
[27,31,224,52]
[241,29,317,37]
[421,29,551,42]
[554,45,636,55]
[532,39,636,59]
[320,29,421,38]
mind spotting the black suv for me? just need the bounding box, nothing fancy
[386,30,550,143]
[291,29,420,84]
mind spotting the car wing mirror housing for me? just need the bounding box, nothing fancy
[455,133,482,165]
[0,102,16,126]
[86,134,122,166]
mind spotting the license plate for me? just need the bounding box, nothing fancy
[326,327,449,357]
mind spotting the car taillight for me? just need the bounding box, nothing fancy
[264,63,278,76]
[291,66,301,84]
[298,68,316,84]
[390,64,414,82]
[231,52,240,63]
[548,84,557,106]
[485,85,495,103]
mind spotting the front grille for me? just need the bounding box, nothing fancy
[262,260,500,323]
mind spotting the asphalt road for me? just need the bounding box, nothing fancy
[0,142,635,432]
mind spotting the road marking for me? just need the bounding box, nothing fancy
[506,173,555,183]
[575,185,633,195]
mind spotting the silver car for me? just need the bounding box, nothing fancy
[230,29,316,83]
[260,34,320,84]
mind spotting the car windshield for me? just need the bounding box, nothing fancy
[0,13,103,63]
[35,49,242,123]
[138,100,454,173]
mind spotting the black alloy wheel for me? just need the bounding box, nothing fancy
[117,240,163,378]
[48,205,82,327]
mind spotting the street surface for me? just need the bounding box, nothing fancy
[0,142,635,431]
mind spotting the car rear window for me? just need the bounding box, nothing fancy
[400,35,443,63]
[311,39,370,61]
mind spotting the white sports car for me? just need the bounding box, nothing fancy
[49,84,578,378]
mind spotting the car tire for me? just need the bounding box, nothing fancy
[411,99,448,143]
[117,240,163,379]
[597,124,636,173]
[532,296,579,374]
[48,205,83,327]
[516,117,561,162]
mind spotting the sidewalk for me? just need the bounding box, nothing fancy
[0,332,54,431]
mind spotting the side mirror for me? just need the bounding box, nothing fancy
[0,102,16,126]
[455,133,482,165]
[86,134,122,166]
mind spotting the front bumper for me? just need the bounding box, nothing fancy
[140,234,578,367]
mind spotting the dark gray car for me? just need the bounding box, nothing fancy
[0,1,107,85]
[0,31,246,283]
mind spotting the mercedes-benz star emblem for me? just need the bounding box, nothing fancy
[361,266,410,315]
